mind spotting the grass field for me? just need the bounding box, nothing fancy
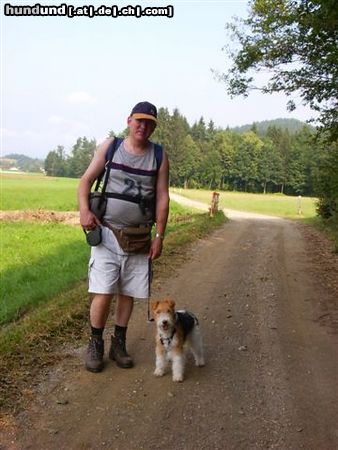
[1,173,78,210]
[2,173,318,218]
[1,222,90,325]
[171,188,317,219]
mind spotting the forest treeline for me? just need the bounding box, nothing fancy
[44,107,337,219]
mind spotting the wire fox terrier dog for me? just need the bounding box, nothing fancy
[151,299,205,382]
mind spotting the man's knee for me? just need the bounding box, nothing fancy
[90,294,113,313]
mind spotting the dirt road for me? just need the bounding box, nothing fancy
[1,196,338,450]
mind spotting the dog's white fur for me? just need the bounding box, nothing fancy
[151,299,205,382]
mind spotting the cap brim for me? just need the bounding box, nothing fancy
[132,113,157,123]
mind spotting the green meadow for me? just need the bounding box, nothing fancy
[2,173,317,217]
[171,188,317,219]
[1,173,78,210]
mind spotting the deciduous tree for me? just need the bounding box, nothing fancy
[221,0,338,139]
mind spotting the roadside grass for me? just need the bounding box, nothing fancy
[0,282,90,413]
[303,216,338,253]
[0,207,226,411]
[0,222,90,325]
[171,188,317,219]
[1,173,78,210]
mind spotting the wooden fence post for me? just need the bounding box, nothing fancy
[210,192,220,217]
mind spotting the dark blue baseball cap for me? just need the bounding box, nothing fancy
[130,101,157,123]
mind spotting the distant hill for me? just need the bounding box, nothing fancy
[1,154,44,172]
[230,118,314,135]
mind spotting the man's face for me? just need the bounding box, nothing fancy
[128,117,156,143]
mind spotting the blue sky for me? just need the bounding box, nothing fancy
[1,1,314,159]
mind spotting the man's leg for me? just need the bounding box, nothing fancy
[85,293,113,373]
[90,293,113,327]
[115,294,134,326]
[109,294,134,368]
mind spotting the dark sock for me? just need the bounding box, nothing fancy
[114,325,127,339]
[91,326,104,338]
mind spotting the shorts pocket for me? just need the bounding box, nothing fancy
[88,257,95,276]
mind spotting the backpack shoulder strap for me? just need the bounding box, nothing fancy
[101,137,123,194]
[105,137,123,163]
[93,137,122,192]
[154,143,163,172]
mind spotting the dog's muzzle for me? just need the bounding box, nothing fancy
[161,320,170,330]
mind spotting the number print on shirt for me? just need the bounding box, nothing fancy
[122,178,143,196]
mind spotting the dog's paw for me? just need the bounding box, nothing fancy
[172,374,184,382]
[195,358,205,367]
[154,368,165,377]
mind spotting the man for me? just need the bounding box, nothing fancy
[78,101,169,372]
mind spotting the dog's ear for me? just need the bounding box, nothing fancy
[168,299,176,309]
[151,301,159,311]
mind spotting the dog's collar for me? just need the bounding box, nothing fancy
[160,329,176,347]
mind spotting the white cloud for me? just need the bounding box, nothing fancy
[66,91,96,104]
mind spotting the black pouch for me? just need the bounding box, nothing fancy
[84,226,102,246]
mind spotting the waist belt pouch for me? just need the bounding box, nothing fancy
[89,192,107,220]
[112,225,152,254]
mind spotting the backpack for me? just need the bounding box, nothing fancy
[90,137,163,219]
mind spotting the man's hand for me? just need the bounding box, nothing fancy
[149,236,163,260]
[80,209,101,230]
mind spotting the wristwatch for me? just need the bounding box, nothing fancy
[155,232,164,240]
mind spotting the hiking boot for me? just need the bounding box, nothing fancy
[85,336,104,373]
[109,335,134,368]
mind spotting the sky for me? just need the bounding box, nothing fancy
[1,0,315,159]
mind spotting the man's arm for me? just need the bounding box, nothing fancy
[78,138,113,230]
[149,150,170,260]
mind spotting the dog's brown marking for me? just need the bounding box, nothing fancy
[151,299,176,318]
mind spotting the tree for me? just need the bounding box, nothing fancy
[176,135,201,189]
[191,117,208,143]
[68,137,96,178]
[221,0,338,139]
[258,140,284,193]
[44,145,67,177]
[152,107,172,151]
[198,143,223,190]
[266,126,292,193]
[287,127,316,195]
[213,130,237,190]
[232,131,263,192]
[312,139,338,219]
[164,108,190,186]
